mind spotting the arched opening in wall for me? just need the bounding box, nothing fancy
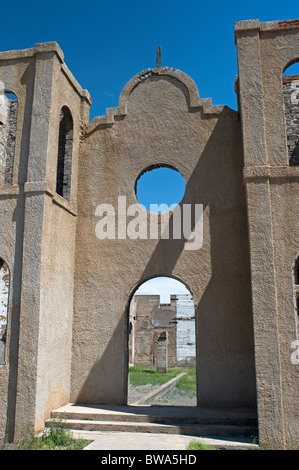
[294,256,299,286]
[282,61,299,166]
[127,276,197,407]
[135,165,185,213]
[0,91,18,185]
[293,255,299,335]
[56,106,73,200]
[0,258,10,365]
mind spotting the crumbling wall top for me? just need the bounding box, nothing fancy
[234,17,299,33]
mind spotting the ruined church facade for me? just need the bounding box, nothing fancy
[0,18,298,449]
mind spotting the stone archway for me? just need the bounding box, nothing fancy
[127,276,196,406]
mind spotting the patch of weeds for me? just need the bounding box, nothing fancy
[129,366,181,387]
[186,439,216,450]
[2,417,91,450]
[175,367,196,397]
[40,417,74,449]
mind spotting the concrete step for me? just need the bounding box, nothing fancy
[47,404,258,439]
[47,418,257,438]
[50,406,257,426]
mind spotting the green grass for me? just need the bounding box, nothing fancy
[186,439,216,450]
[175,367,196,397]
[3,417,91,450]
[129,366,197,397]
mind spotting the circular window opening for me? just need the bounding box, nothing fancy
[135,165,185,213]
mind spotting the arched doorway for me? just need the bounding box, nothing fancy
[282,60,299,166]
[0,257,10,365]
[127,276,197,406]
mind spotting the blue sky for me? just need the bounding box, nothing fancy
[1,0,298,120]
[136,167,185,211]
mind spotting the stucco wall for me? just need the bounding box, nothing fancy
[31,47,89,432]
[0,22,298,448]
[0,44,91,440]
[235,18,299,449]
[0,52,35,442]
[71,68,256,408]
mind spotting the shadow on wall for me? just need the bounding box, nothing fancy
[75,115,257,407]
[74,313,127,404]
[5,63,35,441]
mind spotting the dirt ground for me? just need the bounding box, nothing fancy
[128,383,196,406]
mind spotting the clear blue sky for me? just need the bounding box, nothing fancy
[136,168,186,211]
[1,0,298,120]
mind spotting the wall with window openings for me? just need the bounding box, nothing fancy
[0,258,9,365]
[0,25,298,448]
[283,75,299,165]
[0,93,18,184]
[294,256,299,333]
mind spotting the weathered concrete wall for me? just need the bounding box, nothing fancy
[0,50,36,443]
[24,46,90,434]
[129,293,195,367]
[0,43,91,441]
[71,67,256,408]
[235,18,299,449]
[129,294,177,367]
[33,56,82,431]
[0,20,298,449]
[156,330,168,373]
